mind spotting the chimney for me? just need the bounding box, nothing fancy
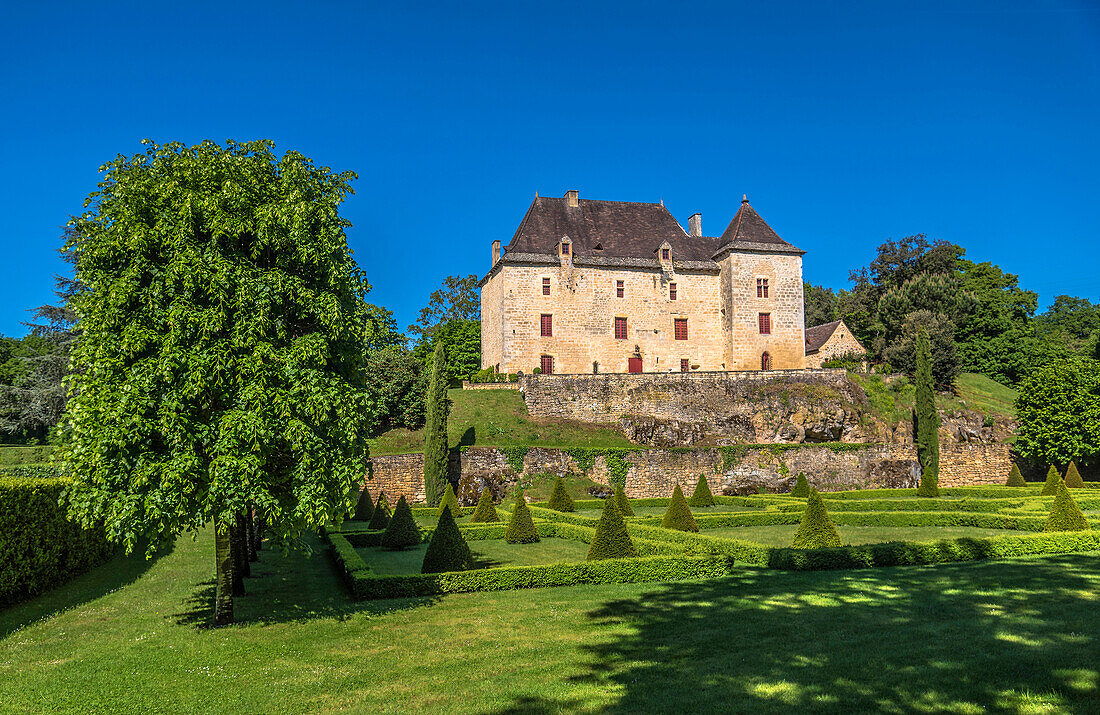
[565,189,579,208]
[491,239,501,266]
[688,213,702,237]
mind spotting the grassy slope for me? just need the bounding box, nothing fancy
[369,388,634,455]
[2,527,1098,713]
[851,371,1018,426]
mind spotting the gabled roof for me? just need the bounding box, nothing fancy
[804,320,843,354]
[504,195,723,262]
[717,197,802,253]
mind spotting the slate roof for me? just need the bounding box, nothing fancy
[719,197,797,248]
[804,320,842,354]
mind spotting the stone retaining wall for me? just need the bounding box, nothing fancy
[461,381,520,390]
[364,442,1012,503]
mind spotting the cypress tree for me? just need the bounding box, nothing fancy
[437,482,460,517]
[914,328,940,497]
[505,490,540,543]
[1065,461,1085,488]
[367,491,391,530]
[688,474,716,507]
[1040,465,1061,496]
[423,341,451,507]
[469,487,500,523]
[1043,480,1090,532]
[661,483,699,532]
[381,495,422,550]
[586,495,638,560]
[614,485,635,517]
[792,489,843,549]
[547,476,576,512]
[790,473,811,498]
[422,505,474,573]
[352,487,375,522]
[1005,464,1026,487]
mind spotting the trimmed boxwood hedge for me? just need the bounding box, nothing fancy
[368,492,391,530]
[1040,466,1061,496]
[1044,481,1090,532]
[792,489,842,549]
[1006,464,1026,487]
[547,476,576,512]
[0,475,116,606]
[352,487,375,522]
[1065,462,1085,489]
[470,488,501,523]
[688,475,716,507]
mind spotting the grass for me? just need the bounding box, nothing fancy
[953,372,1019,418]
[359,538,590,575]
[369,388,634,455]
[850,371,1018,427]
[703,524,1026,547]
[0,444,55,468]
[1,526,1098,712]
[628,504,765,517]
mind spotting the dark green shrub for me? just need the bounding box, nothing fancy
[661,484,699,532]
[586,496,638,560]
[1040,466,1061,496]
[505,490,540,543]
[688,474,716,507]
[1005,464,1026,487]
[1044,481,1090,532]
[353,487,375,522]
[614,485,634,517]
[367,492,391,530]
[792,489,842,549]
[547,476,575,512]
[1065,461,1085,488]
[790,473,811,498]
[437,483,460,517]
[381,496,422,550]
[914,329,940,497]
[469,488,500,523]
[0,475,116,606]
[421,505,474,573]
[423,341,451,507]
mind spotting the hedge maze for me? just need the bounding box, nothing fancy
[325,483,1100,601]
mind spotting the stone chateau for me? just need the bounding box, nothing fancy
[479,190,862,374]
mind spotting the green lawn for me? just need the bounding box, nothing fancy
[850,371,1018,427]
[369,388,634,455]
[627,504,765,517]
[359,538,590,575]
[704,524,1027,547]
[2,527,1098,712]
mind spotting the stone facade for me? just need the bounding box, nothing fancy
[805,320,866,368]
[364,442,1012,503]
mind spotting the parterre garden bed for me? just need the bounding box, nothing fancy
[325,486,1100,600]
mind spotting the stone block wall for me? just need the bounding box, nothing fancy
[364,442,1012,504]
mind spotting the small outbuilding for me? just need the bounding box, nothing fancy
[804,320,865,368]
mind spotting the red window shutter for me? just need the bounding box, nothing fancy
[680,358,689,372]
[615,317,627,339]
[757,278,763,298]
[675,318,687,341]
[763,279,769,298]
[542,277,550,295]
[541,355,554,374]
[669,283,677,300]
[541,314,552,337]
[759,313,771,334]
[616,280,624,298]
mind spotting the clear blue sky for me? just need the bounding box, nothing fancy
[2,1,1098,337]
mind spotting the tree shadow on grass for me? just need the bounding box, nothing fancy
[0,542,174,639]
[494,554,1100,713]
[171,534,439,629]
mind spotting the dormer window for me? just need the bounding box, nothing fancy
[661,248,670,260]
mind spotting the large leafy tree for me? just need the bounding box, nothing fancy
[60,139,376,625]
[1015,359,1100,470]
[413,318,481,383]
[408,274,480,341]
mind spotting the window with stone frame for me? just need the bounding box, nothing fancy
[616,280,624,298]
[542,277,551,295]
[661,248,670,260]
[757,277,769,298]
[674,318,688,341]
[758,313,771,334]
[561,241,570,256]
[540,314,552,337]
[669,282,677,300]
[614,316,628,340]
[540,355,554,374]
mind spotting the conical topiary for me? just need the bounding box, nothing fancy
[790,473,811,498]
[586,495,637,560]
[437,483,460,518]
[614,485,634,517]
[469,487,500,523]
[1005,464,1026,487]
[1043,480,1091,532]
[1065,461,1085,488]
[547,476,575,512]
[505,490,539,543]
[422,504,474,573]
[353,486,375,521]
[661,483,699,532]
[1040,466,1061,496]
[792,489,842,549]
[367,492,391,530]
[381,495,422,550]
[688,474,716,507]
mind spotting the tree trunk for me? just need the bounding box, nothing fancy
[253,513,263,551]
[214,519,234,626]
[231,516,247,595]
[247,509,259,562]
